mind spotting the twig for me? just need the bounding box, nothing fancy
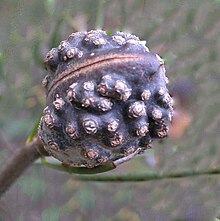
[72,168,220,182]
[2,135,220,197]
[0,136,46,198]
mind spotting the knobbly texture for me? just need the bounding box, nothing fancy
[38,30,173,167]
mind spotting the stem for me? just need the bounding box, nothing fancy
[2,135,220,196]
[0,136,45,198]
[73,168,220,182]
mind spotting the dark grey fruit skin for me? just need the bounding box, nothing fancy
[38,30,173,168]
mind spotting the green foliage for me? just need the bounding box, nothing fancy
[44,0,56,16]
[113,188,134,204]
[26,118,41,144]
[41,158,116,174]
[18,168,45,200]
[1,0,220,220]
[41,205,61,221]
[3,116,36,139]
[74,186,96,210]
[0,50,4,78]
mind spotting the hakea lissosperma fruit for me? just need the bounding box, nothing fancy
[38,30,174,168]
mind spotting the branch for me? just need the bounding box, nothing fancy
[0,136,46,198]
[2,134,220,197]
[72,168,220,182]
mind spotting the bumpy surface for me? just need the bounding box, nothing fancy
[38,30,173,167]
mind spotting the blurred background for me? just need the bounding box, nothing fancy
[0,0,220,220]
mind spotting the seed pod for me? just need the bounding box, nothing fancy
[38,30,173,167]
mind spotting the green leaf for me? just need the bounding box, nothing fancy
[49,17,63,48]
[44,0,55,16]
[32,34,43,66]
[0,50,4,78]
[26,118,41,144]
[95,0,105,29]
[41,158,116,174]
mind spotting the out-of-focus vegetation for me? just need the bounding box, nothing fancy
[0,0,220,220]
